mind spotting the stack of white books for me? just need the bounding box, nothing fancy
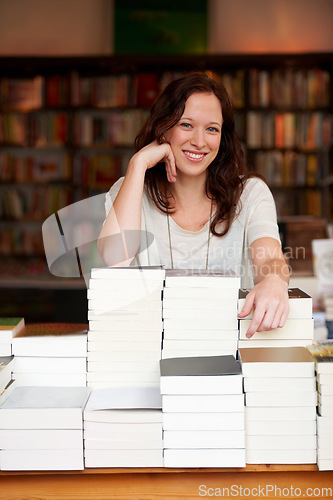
[162,269,240,359]
[11,323,88,387]
[239,346,317,464]
[84,386,163,467]
[238,288,314,348]
[0,318,25,356]
[307,343,333,471]
[0,356,15,395]
[87,266,165,389]
[0,386,90,470]
[160,355,245,467]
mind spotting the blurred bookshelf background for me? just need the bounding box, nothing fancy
[0,0,332,322]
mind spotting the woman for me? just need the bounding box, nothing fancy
[98,73,290,338]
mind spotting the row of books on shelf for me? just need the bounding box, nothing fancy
[253,150,328,188]
[248,67,330,109]
[0,150,71,183]
[273,189,322,218]
[73,152,125,188]
[0,185,72,220]
[246,111,332,149]
[0,225,44,256]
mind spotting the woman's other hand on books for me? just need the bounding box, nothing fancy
[238,274,290,338]
[130,140,177,183]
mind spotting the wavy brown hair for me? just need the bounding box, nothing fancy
[135,72,252,237]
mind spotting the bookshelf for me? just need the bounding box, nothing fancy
[0,54,332,290]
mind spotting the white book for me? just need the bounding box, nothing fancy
[162,412,245,431]
[90,266,165,280]
[162,308,236,321]
[318,436,333,449]
[0,356,15,390]
[0,318,25,343]
[162,349,236,359]
[243,377,316,393]
[87,288,162,301]
[318,448,333,460]
[164,269,240,288]
[246,449,316,464]
[318,393,333,405]
[245,391,317,407]
[88,330,162,342]
[163,329,239,341]
[163,448,245,468]
[84,409,162,424]
[84,428,162,442]
[238,288,313,319]
[238,339,311,348]
[87,360,160,373]
[318,384,333,396]
[0,429,83,449]
[246,434,316,450]
[84,420,162,434]
[162,297,238,311]
[88,311,162,323]
[160,374,242,395]
[245,406,316,422]
[0,449,84,471]
[88,278,163,292]
[84,448,163,468]
[0,344,12,356]
[12,372,87,387]
[162,394,244,413]
[239,347,315,378]
[317,373,333,385]
[0,386,90,429]
[85,385,162,411]
[88,297,162,311]
[86,371,159,383]
[87,381,159,390]
[12,335,87,357]
[239,318,314,340]
[84,438,163,450]
[87,340,161,353]
[163,287,239,300]
[318,403,333,416]
[164,317,238,331]
[245,420,316,436]
[14,357,87,374]
[162,339,238,352]
[164,430,245,449]
[88,319,163,331]
[318,459,333,471]
[317,415,333,436]
[87,350,160,362]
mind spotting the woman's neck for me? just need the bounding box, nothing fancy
[169,174,209,210]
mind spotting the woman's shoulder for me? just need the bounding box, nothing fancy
[241,175,272,199]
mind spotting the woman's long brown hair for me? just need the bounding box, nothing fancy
[135,72,253,237]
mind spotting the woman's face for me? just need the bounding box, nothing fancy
[164,92,222,181]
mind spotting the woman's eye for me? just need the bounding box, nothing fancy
[208,127,219,133]
[180,122,191,129]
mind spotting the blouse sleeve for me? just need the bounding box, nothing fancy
[243,178,281,246]
[104,177,125,218]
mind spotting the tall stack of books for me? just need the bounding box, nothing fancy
[162,269,240,359]
[11,323,88,387]
[238,288,313,348]
[0,386,90,470]
[307,343,333,471]
[240,347,317,464]
[0,318,25,356]
[87,266,165,389]
[160,355,245,467]
[84,386,163,467]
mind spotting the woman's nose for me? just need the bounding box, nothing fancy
[190,128,206,148]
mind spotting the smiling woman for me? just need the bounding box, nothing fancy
[97,72,290,336]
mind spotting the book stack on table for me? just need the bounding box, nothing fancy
[84,386,163,467]
[162,269,240,359]
[307,343,333,470]
[11,323,88,387]
[160,355,246,468]
[238,288,314,348]
[0,386,90,470]
[240,346,317,464]
[0,317,25,357]
[87,266,165,389]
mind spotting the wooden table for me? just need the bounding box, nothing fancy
[1,465,333,499]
